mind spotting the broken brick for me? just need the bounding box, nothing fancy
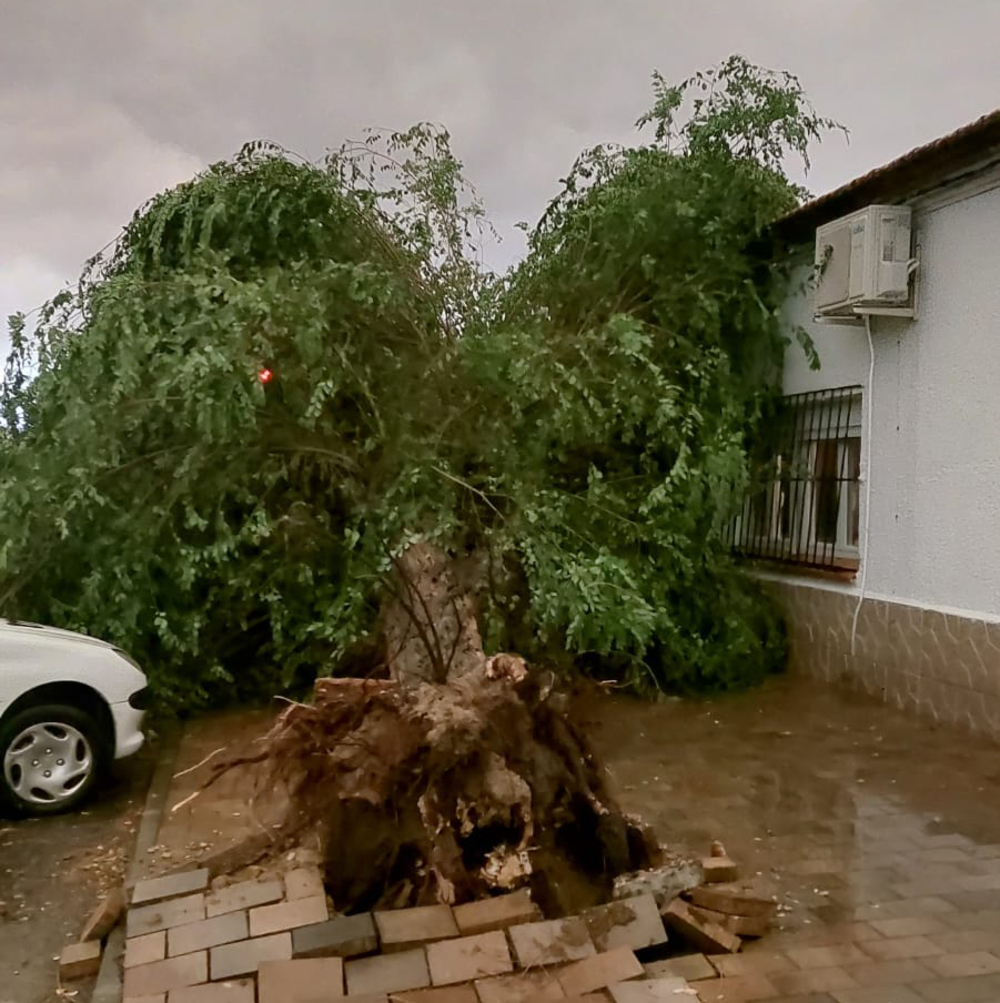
[121,950,207,997]
[426,931,513,985]
[582,894,667,952]
[258,957,345,1002]
[452,890,540,936]
[689,904,769,938]
[644,953,716,982]
[168,910,249,957]
[345,947,431,996]
[59,940,102,981]
[397,986,479,1003]
[557,947,644,996]
[210,932,293,979]
[700,857,739,883]
[81,887,126,942]
[127,893,206,938]
[662,899,740,955]
[205,879,283,918]
[169,981,255,1003]
[607,978,690,1003]
[125,931,167,969]
[131,869,210,907]
[686,884,777,920]
[613,860,704,909]
[474,971,565,1003]
[374,904,459,951]
[508,917,595,968]
[293,912,378,959]
[249,895,328,937]
[284,866,326,901]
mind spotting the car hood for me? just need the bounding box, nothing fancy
[0,618,116,650]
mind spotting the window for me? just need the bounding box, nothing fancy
[729,386,863,572]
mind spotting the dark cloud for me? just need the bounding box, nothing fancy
[3,0,999,349]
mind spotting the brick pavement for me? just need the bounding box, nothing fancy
[584,674,1000,1002]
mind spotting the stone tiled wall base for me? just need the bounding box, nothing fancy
[770,580,1000,739]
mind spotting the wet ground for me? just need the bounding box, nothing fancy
[0,740,158,1003]
[11,673,1000,1002]
[582,675,1000,1001]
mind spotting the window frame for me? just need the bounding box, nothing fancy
[730,385,863,574]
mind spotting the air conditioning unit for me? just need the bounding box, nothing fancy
[814,205,914,318]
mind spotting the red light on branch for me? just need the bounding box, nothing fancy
[257,367,273,384]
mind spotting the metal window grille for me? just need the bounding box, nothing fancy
[728,385,863,572]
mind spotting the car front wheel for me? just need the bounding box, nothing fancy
[0,704,106,816]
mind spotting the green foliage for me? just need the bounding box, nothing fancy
[0,57,835,707]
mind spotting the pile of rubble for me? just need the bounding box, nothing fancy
[60,846,779,1002]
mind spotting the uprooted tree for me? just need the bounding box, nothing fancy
[0,58,837,905]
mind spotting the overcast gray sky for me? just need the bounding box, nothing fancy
[3,1,999,356]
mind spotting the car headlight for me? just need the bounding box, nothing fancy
[128,687,151,710]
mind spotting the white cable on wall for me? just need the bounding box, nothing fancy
[850,314,876,655]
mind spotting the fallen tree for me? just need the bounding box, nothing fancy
[0,58,837,712]
[206,543,661,913]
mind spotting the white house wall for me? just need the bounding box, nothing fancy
[782,175,1000,621]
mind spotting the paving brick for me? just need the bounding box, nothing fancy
[606,978,689,1003]
[453,890,540,936]
[856,934,942,960]
[687,884,778,920]
[205,879,283,918]
[375,905,459,951]
[126,931,168,969]
[924,951,1000,977]
[345,947,431,996]
[839,958,936,986]
[693,973,778,1001]
[908,973,1000,1001]
[508,917,595,967]
[82,887,126,942]
[293,912,378,959]
[869,916,949,938]
[122,951,208,997]
[830,987,926,1003]
[209,932,293,979]
[768,967,859,996]
[249,894,328,937]
[690,904,769,938]
[167,981,255,1003]
[258,957,345,1002]
[643,953,715,982]
[854,896,955,921]
[474,970,565,1003]
[60,940,103,980]
[397,987,479,1003]
[557,947,644,996]
[930,930,1000,953]
[133,870,211,906]
[662,898,740,955]
[128,894,207,937]
[701,857,739,883]
[711,951,797,977]
[583,894,668,952]
[426,930,512,985]
[787,945,871,969]
[168,911,248,957]
[285,866,326,901]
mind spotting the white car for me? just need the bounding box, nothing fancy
[0,618,148,815]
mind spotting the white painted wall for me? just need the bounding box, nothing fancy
[781,170,1000,619]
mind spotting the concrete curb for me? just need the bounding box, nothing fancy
[92,730,181,1003]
